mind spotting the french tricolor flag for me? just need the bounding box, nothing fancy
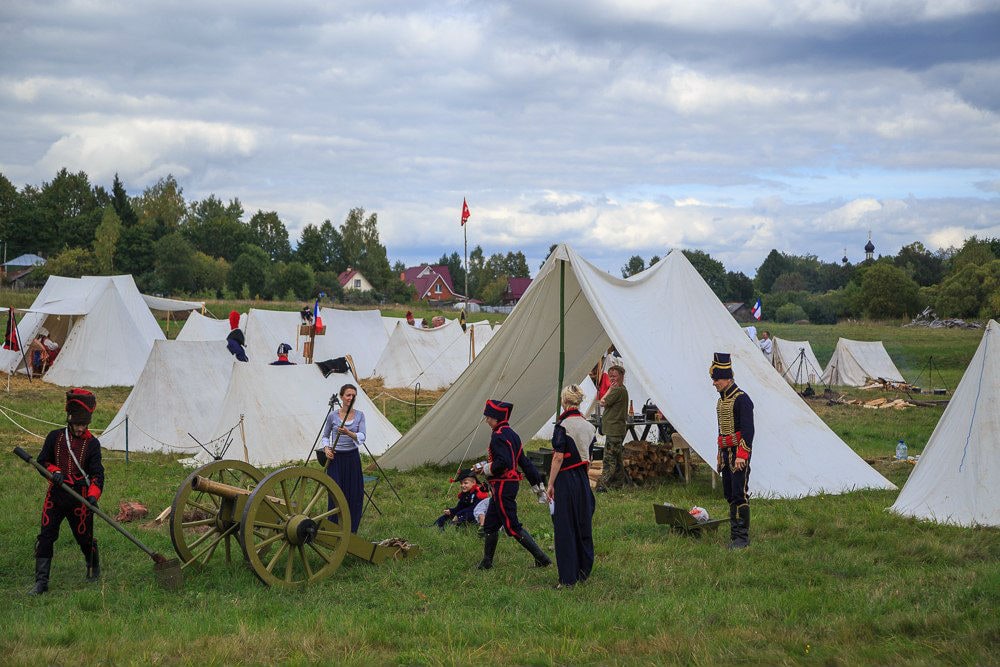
[751,298,762,321]
[313,299,324,330]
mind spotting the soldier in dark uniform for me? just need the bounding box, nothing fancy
[474,399,551,570]
[30,388,105,594]
[270,342,296,366]
[710,353,754,550]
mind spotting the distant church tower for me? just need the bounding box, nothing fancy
[842,248,849,265]
[864,231,875,261]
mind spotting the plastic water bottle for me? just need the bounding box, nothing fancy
[895,439,908,461]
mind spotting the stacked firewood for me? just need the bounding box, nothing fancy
[588,460,603,489]
[622,441,678,483]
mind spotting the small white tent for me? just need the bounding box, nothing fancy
[372,319,496,390]
[102,340,235,456]
[176,311,245,341]
[200,363,401,467]
[244,307,389,376]
[891,320,1000,527]
[821,338,905,386]
[379,245,894,499]
[3,275,164,387]
[772,338,824,386]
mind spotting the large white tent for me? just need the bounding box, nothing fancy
[372,319,496,389]
[1,275,164,387]
[891,320,1000,527]
[199,363,401,467]
[244,307,389,376]
[102,340,235,456]
[821,338,905,386]
[772,337,824,386]
[379,245,894,499]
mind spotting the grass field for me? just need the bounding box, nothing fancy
[1,321,997,666]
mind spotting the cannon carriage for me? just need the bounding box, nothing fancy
[169,460,416,588]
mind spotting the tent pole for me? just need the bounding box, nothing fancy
[557,260,565,416]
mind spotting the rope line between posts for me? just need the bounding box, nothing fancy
[0,403,124,435]
[127,417,244,453]
[0,405,47,439]
[371,391,437,407]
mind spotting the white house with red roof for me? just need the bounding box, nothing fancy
[338,267,374,292]
[400,264,464,302]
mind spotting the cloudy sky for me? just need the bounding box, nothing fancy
[2,1,999,276]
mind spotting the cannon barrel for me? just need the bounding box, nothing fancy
[192,475,251,499]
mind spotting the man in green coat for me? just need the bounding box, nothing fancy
[597,365,629,490]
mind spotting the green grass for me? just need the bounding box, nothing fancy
[1,323,998,666]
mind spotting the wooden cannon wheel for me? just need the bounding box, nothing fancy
[169,460,264,567]
[239,466,352,588]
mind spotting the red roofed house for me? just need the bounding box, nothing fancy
[401,264,463,302]
[338,267,374,293]
[503,277,532,306]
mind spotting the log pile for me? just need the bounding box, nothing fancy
[904,307,982,330]
[588,460,603,489]
[622,441,679,483]
[829,395,916,410]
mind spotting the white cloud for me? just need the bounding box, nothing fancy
[37,119,257,185]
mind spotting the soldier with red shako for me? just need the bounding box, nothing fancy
[710,353,755,550]
[473,399,551,570]
[29,388,105,594]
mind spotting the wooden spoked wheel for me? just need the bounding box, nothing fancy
[169,460,263,567]
[239,466,352,588]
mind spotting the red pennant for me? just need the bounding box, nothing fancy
[461,198,470,226]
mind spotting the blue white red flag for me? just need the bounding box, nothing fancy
[751,298,762,321]
[313,298,324,329]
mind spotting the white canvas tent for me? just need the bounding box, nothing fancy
[102,340,235,456]
[244,307,389,376]
[772,337,824,386]
[176,311,246,341]
[2,275,164,387]
[372,319,497,389]
[821,338,905,386]
[198,363,401,467]
[891,320,1000,527]
[379,245,894,499]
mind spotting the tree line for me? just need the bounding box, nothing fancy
[0,169,528,306]
[621,237,1000,322]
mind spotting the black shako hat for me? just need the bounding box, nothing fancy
[66,388,96,425]
[483,399,513,422]
[710,352,734,380]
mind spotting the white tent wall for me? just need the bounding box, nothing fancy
[891,320,1000,527]
[102,340,236,456]
[244,307,389,376]
[772,338,824,386]
[821,338,905,386]
[373,319,497,390]
[176,311,245,341]
[200,363,401,467]
[379,245,894,499]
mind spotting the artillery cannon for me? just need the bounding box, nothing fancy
[169,460,416,588]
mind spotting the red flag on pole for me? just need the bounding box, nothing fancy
[461,198,470,226]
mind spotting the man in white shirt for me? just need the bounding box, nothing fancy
[758,330,773,364]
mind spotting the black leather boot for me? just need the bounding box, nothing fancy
[86,543,100,583]
[515,529,551,567]
[728,505,750,550]
[477,531,499,570]
[29,558,51,595]
[728,503,737,543]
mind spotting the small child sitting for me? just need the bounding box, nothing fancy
[473,495,490,537]
[434,469,489,530]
